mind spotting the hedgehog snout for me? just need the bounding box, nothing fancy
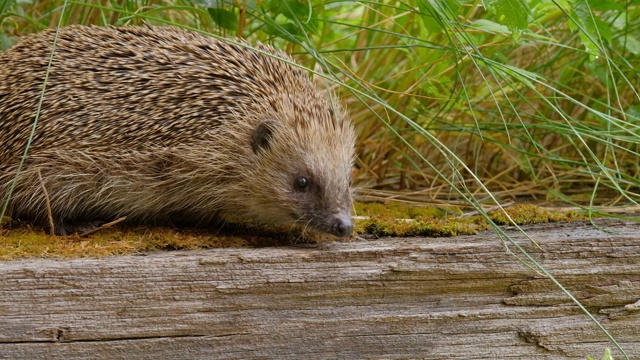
[330,214,353,237]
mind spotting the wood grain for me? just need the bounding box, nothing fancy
[1,220,639,359]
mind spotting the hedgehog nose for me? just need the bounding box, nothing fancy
[331,215,353,237]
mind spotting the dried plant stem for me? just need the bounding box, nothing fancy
[77,216,127,238]
[36,169,55,235]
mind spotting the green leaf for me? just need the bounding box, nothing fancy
[207,7,238,31]
[619,34,640,55]
[628,106,640,123]
[572,0,612,57]
[271,0,311,23]
[0,34,16,51]
[470,19,511,35]
[496,63,540,88]
[481,0,530,33]
[1,0,14,13]
[586,0,624,12]
[418,13,442,34]
[263,22,304,42]
[417,0,462,34]
[262,0,318,35]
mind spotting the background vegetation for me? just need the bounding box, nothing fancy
[1,0,638,213]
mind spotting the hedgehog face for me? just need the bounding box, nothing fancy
[247,119,355,237]
[284,163,354,237]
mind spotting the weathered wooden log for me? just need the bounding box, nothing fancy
[1,220,639,359]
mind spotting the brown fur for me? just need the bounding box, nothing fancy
[0,25,355,236]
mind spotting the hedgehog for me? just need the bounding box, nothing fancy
[0,25,356,237]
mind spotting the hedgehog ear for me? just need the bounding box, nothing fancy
[252,119,278,154]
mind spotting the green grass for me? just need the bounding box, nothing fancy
[1,0,638,358]
[1,1,638,210]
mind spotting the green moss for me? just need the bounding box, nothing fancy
[358,216,483,237]
[0,226,209,260]
[0,202,587,260]
[488,203,586,225]
[353,202,586,238]
[354,202,446,219]
[354,202,483,237]
[0,225,301,261]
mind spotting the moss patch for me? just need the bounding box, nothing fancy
[0,203,587,260]
[0,224,308,261]
[358,216,484,237]
[1,227,202,260]
[354,202,587,238]
[354,203,483,237]
[488,203,586,225]
[354,202,448,219]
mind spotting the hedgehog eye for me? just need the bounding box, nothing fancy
[294,176,310,192]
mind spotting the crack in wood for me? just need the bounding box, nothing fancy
[1,333,231,345]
